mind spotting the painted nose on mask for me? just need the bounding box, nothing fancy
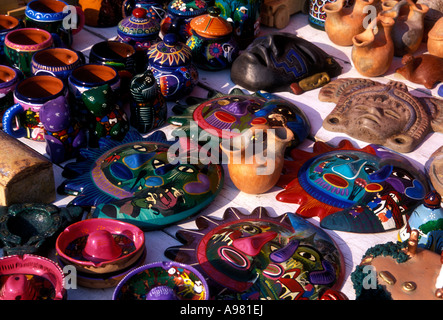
[332,159,368,180]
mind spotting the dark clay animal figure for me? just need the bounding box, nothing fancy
[396,53,443,89]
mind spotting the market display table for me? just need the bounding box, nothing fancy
[11,12,442,300]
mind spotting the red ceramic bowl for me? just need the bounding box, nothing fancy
[56,218,145,274]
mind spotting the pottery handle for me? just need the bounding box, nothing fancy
[2,103,26,139]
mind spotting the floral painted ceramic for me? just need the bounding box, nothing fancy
[147,33,198,100]
[0,254,66,300]
[277,140,429,233]
[165,207,345,300]
[56,218,145,274]
[59,130,224,230]
[113,261,210,300]
[186,6,239,71]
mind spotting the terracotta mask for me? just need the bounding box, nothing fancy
[230,32,342,94]
[60,131,224,230]
[277,140,429,233]
[165,207,345,300]
[319,78,443,153]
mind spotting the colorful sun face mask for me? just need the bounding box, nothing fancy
[165,207,345,300]
[60,131,224,230]
[277,140,429,233]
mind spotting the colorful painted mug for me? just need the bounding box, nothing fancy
[31,47,84,81]
[2,75,66,141]
[0,15,21,60]
[0,65,22,121]
[4,28,54,76]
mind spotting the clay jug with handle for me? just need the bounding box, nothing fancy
[324,0,380,46]
[220,123,294,195]
[381,0,429,56]
[351,14,395,76]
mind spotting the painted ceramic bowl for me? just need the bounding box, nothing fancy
[31,47,84,81]
[113,261,210,300]
[56,218,145,274]
[187,6,239,70]
[0,65,21,119]
[0,15,20,59]
[0,254,65,300]
[147,33,198,100]
[160,0,208,42]
[117,7,161,51]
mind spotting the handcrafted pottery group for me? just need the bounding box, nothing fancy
[129,69,167,133]
[319,78,443,153]
[186,6,239,71]
[60,131,224,230]
[117,7,161,51]
[230,32,342,94]
[428,17,443,57]
[24,0,83,48]
[31,47,84,81]
[381,0,429,57]
[56,218,145,275]
[147,33,198,100]
[214,0,262,48]
[113,261,210,300]
[160,0,208,42]
[3,75,66,141]
[165,207,345,299]
[4,28,54,76]
[0,254,66,300]
[0,15,20,60]
[220,124,294,194]
[0,65,21,120]
[0,203,82,256]
[276,139,429,233]
[40,95,87,164]
[396,53,443,89]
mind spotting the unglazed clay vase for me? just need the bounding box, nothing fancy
[381,0,428,57]
[396,53,443,89]
[428,17,443,58]
[324,0,380,46]
[220,124,294,194]
[351,15,395,77]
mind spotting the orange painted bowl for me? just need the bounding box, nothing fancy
[56,218,145,275]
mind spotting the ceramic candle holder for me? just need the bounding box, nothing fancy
[0,254,66,300]
[24,0,84,47]
[56,218,146,275]
[0,15,20,60]
[4,28,53,77]
[2,75,66,141]
[0,65,21,121]
[31,47,84,81]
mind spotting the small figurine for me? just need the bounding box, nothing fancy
[230,32,342,94]
[81,84,130,147]
[396,53,443,89]
[130,69,167,133]
[40,96,87,164]
[319,78,443,153]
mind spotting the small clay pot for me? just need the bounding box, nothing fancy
[396,53,443,89]
[428,17,443,58]
[31,47,84,80]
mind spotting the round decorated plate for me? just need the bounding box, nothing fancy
[59,130,224,230]
[165,207,345,300]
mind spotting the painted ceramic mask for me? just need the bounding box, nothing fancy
[60,130,224,230]
[168,88,311,149]
[113,261,210,300]
[277,140,429,233]
[230,32,342,94]
[165,207,345,300]
[319,78,443,153]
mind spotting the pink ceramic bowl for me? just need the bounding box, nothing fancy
[56,218,145,274]
[0,254,65,300]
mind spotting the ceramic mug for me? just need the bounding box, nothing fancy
[0,15,21,60]
[68,64,120,125]
[4,28,54,76]
[2,75,66,141]
[31,47,84,81]
[24,0,84,47]
[0,65,22,121]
